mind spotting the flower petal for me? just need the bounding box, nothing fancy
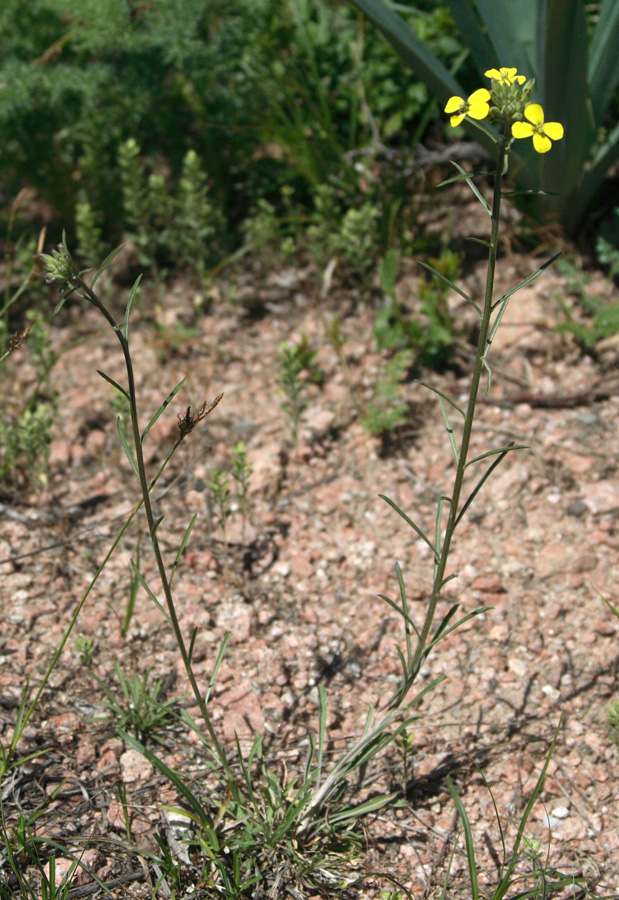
[511,121,534,139]
[469,88,491,104]
[523,103,545,126]
[445,96,464,113]
[484,68,502,80]
[543,122,564,141]
[502,67,517,80]
[449,113,466,127]
[532,132,552,153]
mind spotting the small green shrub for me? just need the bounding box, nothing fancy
[278,335,323,443]
[554,257,619,347]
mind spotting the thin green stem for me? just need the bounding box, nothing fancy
[392,134,508,707]
[72,275,232,777]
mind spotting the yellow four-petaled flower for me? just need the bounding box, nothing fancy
[511,103,564,153]
[444,88,491,127]
[484,67,526,86]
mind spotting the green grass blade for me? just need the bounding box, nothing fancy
[456,444,519,527]
[446,775,479,900]
[493,717,562,899]
[121,731,211,829]
[141,378,186,441]
[316,684,327,790]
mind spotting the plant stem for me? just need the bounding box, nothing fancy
[393,134,508,706]
[76,275,232,777]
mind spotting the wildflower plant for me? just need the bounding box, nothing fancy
[20,64,577,896]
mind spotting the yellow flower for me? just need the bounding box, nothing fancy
[485,67,526,86]
[444,88,491,127]
[511,103,564,153]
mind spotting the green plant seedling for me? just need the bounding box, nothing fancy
[278,335,322,444]
[231,440,253,543]
[208,469,232,552]
[90,663,179,743]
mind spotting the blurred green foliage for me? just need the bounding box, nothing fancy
[0,0,464,254]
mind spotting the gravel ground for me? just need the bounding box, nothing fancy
[1,222,618,897]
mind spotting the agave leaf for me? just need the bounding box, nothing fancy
[588,0,619,125]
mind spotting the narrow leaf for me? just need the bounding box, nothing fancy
[417,381,465,417]
[142,378,186,441]
[448,161,491,217]
[90,245,125,289]
[379,494,438,560]
[417,260,481,316]
[117,417,139,479]
[457,443,519,527]
[130,560,171,626]
[438,397,459,464]
[316,684,327,790]
[446,776,479,900]
[123,274,143,339]
[465,444,528,469]
[121,732,210,829]
[170,513,198,586]
[436,171,494,188]
[491,252,561,310]
[98,370,129,399]
[466,237,491,249]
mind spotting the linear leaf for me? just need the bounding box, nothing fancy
[491,252,561,311]
[379,494,438,560]
[446,776,479,900]
[90,245,125,289]
[97,370,129,399]
[438,397,458,465]
[448,161,491,216]
[117,417,139,479]
[417,380,465,417]
[121,732,210,829]
[465,444,528,469]
[417,260,481,316]
[436,171,494,188]
[466,236,491,249]
[130,559,171,626]
[123,274,143,340]
[170,513,198,586]
[141,379,186,440]
[456,443,519,527]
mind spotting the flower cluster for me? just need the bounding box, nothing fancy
[40,242,76,286]
[444,67,564,154]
